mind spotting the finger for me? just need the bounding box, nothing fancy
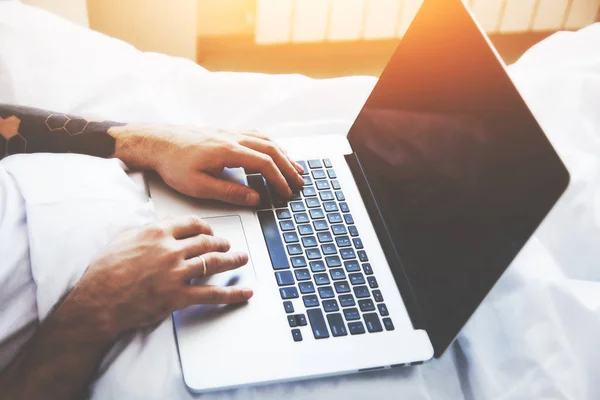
[179,234,230,259]
[223,147,292,199]
[182,285,254,305]
[239,136,304,188]
[193,172,261,206]
[243,132,304,174]
[164,215,213,239]
[182,251,248,278]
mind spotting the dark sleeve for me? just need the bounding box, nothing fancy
[0,104,125,160]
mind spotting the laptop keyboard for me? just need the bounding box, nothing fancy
[248,159,394,342]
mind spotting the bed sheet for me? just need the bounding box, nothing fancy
[1,3,600,399]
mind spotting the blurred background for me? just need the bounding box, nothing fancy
[23,0,600,77]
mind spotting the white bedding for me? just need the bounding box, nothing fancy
[1,3,599,399]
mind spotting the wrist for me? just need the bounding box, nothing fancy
[108,124,161,171]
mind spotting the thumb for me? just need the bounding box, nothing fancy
[198,173,261,206]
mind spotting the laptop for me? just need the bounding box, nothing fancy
[147,0,570,393]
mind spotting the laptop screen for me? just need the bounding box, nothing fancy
[346,0,569,356]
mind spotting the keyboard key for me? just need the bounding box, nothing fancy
[327,313,348,337]
[294,212,310,224]
[299,281,315,294]
[340,249,356,260]
[327,212,343,224]
[383,317,394,331]
[276,209,292,220]
[303,295,319,308]
[318,286,335,299]
[348,321,366,335]
[332,224,347,235]
[308,159,323,169]
[247,175,271,209]
[309,260,326,272]
[296,314,307,326]
[283,300,294,313]
[339,295,356,307]
[323,158,332,168]
[276,271,295,286]
[298,224,314,235]
[335,191,345,201]
[325,256,342,267]
[343,307,360,321]
[363,313,383,333]
[378,303,389,316]
[292,328,303,342]
[306,197,320,208]
[321,243,337,255]
[307,309,329,339]
[327,169,337,179]
[296,160,308,174]
[344,260,361,272]
[316,180,330,190]
[303,176,313,186]
[358,250,368,262]
[348,226,359,236]
[352,238,364,249]
[323,202,338,212]
[330,268,346,280]
[319,191,334,201]
[312,169,327,180]
[302,186,317,197]
[314,273,330,285]
[302,236,318,247]
[279,220,295,231]
[336,236,351,247]
[294,268,311,281]
[309,209,325,219]
[306,248,322,260]
[257,210,290,270]
[313,220,328,231]
[359,299,376,312]
[290,190,302,200]
[339,202,350,213]
[367,276,378,288]
[334,280,351,293]
[317,231,333,243]
[344,214,355,225]
[280,287,299,299]
[362,263,373,275]
[354,285,370,298]
[288,315,297,327]
[290,202,306,212]
[291,256,307,268]
[331,180,341,190]
[287,244,302,255]
[283,232,299,243]
[349,273,365,285]
[373,290,384,302]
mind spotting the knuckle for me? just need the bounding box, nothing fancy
[144,223,166,238]
[259,154,274,169]
[225,184,245,202]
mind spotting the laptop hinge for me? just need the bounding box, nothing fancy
[344,152,425,330]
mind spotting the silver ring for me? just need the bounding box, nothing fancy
[198,255,207,277]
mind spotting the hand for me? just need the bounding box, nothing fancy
[110,124,305,205]
[67,215,253,339]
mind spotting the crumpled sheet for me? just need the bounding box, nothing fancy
[0,3,599,399]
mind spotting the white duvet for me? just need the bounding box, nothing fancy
[1,4,599,399]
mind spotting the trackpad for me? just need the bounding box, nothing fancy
[174,215,256,326]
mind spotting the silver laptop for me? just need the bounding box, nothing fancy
[148,0,569,393]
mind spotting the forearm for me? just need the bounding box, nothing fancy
[0,287,118,400]
[0,104,153,168]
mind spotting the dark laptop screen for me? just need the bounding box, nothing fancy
[347,0,569,356]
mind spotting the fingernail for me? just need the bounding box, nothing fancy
[242,288,254,299]
[294,162,304,174]
[246,192,259,205]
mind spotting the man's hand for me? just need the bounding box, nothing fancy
[109,124,305,206]
[70,215,253,339]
